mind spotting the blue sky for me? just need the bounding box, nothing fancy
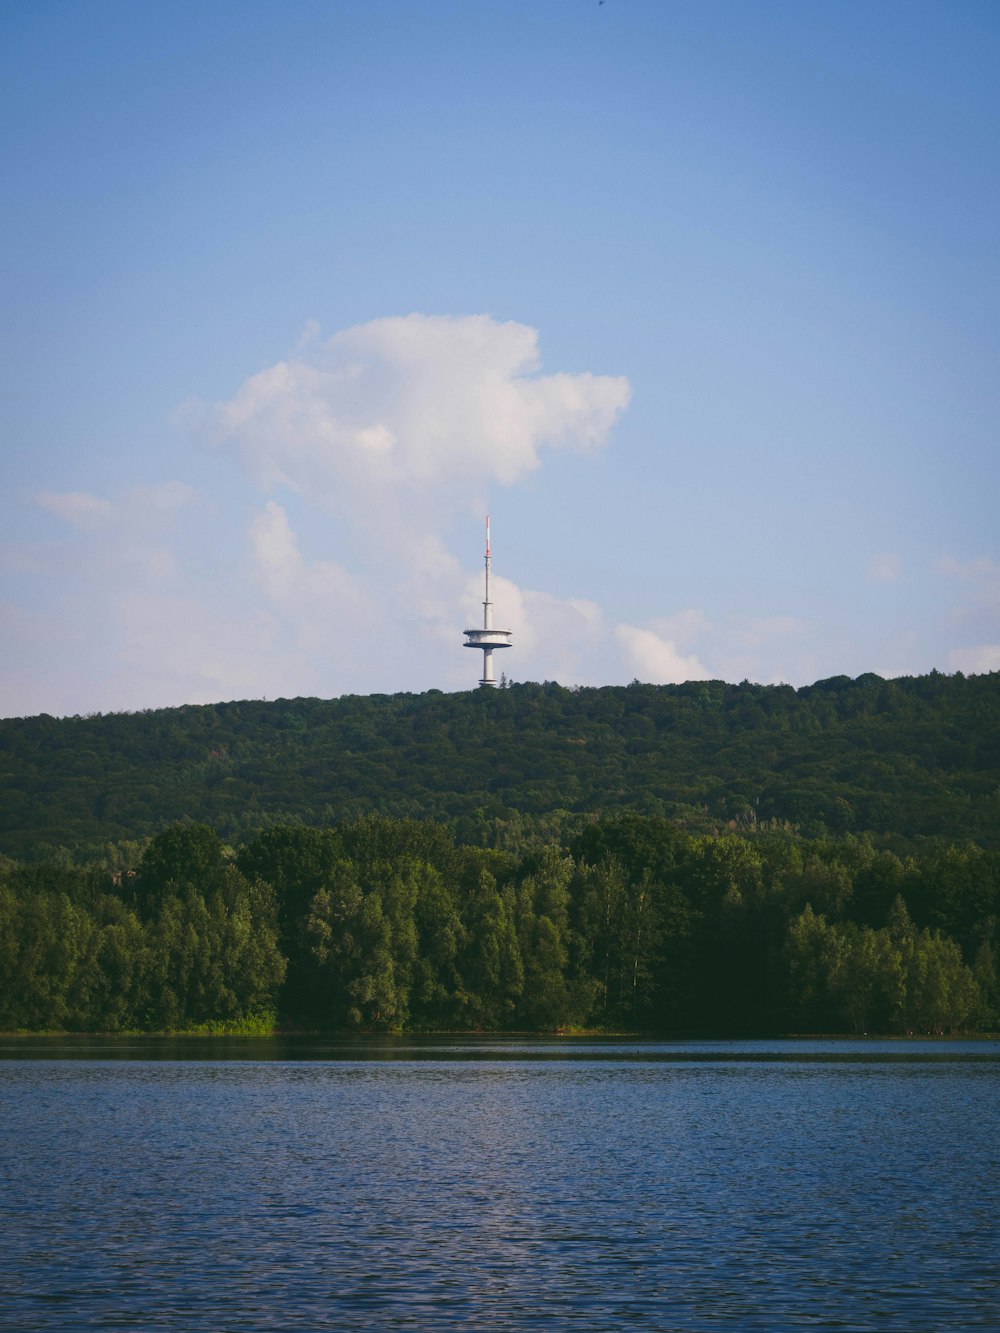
[2,0,998,716]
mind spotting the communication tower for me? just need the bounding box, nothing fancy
[463,516,512,687]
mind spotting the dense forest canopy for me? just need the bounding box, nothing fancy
[2,816,997,1036]
[2,670,999,863]
[3,671,998,1034]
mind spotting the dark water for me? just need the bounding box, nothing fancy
[1,1039,998,1330]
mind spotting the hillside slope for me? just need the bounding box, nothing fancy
[2,671,998,860]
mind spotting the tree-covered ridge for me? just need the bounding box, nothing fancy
[2,671,999,861]
[2,816,998,1036]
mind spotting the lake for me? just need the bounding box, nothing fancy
[1,1038,998,1330]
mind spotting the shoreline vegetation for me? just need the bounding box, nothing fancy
[2,812,998,1037]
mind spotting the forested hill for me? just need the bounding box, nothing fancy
[2,670,999,861]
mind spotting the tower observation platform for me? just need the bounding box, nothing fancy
[464,517,511,687]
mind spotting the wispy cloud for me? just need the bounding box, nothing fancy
[938,554,1000,617]
[249,501,376,661]
[37,491,114,530]
[947,645,1000,676]
[932,555,1000,678]
[866,553,901,584]
[118,593,298,705]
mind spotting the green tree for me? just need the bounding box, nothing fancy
[303,865,406,1028]
[458,870,524,1028]
[136,824,226,914]
[784,905,847,1032]
[514,849,579,1028]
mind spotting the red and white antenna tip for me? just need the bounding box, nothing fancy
[486,515,491,557]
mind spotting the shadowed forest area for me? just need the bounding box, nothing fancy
[2,814,997,1036]
[2,671,998,1034]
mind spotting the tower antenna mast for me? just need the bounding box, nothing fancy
[463,516,512,686]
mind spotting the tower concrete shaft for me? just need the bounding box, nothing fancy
[463,516,512,686]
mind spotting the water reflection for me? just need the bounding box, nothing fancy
[2,1033,999,1062]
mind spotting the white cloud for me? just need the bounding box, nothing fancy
[250,500,311,602]
[248,501,375,658]
[37,490,114,530]
[512,587,606,684]
[243,506,614,695]
[37,483,199,541]
[202,314,631,506]
[947,644,1000,676]
[129,481,200,515]
[867,552,901,583]
[648,608,712,648]
[118,593,301,705]
[12,307,635,714]
[938,554,1000,582]
[180,315,635,697]
[32,483,201,589]
[23,307,926,710]
[615,623,709,684]
[22,314,929,709]
[405,547,608,687]
[736,615,807,651]
[639,610,812,686]
[938,554,1000,617]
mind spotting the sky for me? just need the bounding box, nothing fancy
[2,0,999,718]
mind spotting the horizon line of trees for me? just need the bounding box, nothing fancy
[2,815,998,1036]
[2,669,999,864]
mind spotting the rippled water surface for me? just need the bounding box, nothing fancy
[2,1038,998,1330]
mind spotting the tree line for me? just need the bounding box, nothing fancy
[2,815,997,1035]
[2,670,999,863]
